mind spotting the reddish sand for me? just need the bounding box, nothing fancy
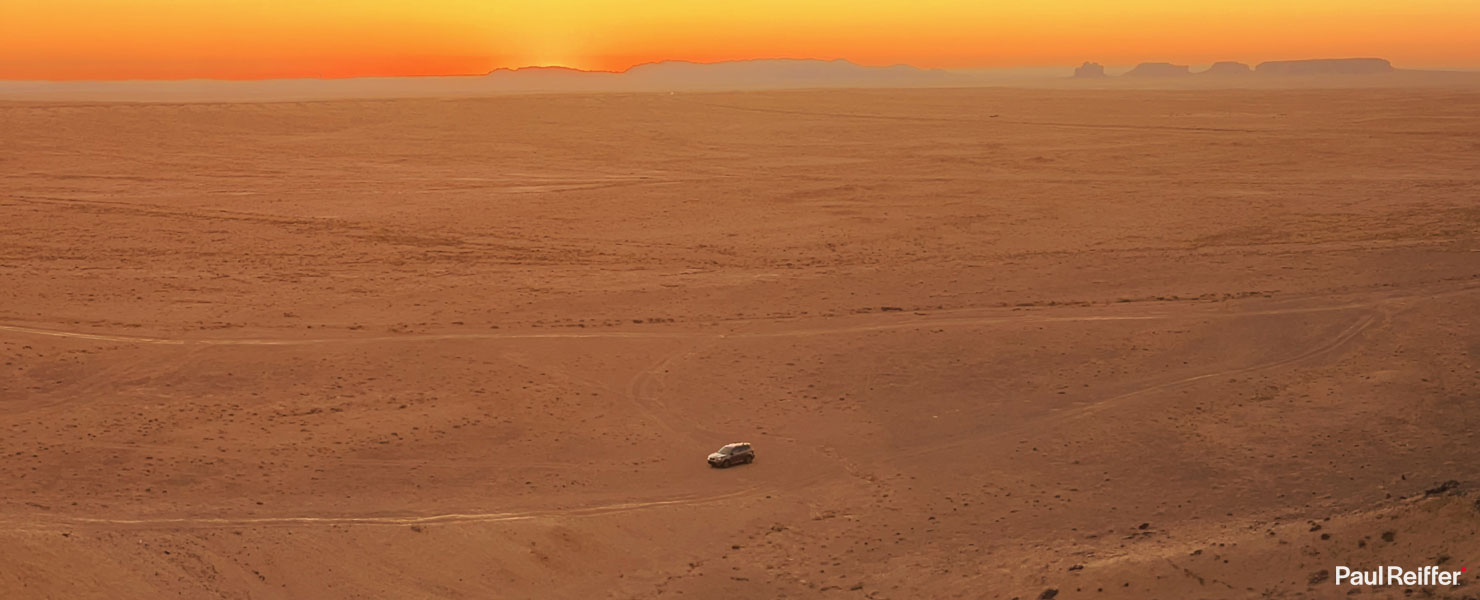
[1,88,1478,599]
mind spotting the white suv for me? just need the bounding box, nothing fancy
[707,443,755,468]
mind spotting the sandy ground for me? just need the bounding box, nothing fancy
[1,88,1478,599]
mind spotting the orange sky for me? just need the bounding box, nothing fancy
[3,0,1478,80]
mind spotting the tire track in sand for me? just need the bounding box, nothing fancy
[0,487,757,531]
[888,308,1385,463]
[0,286,1454,347]
[1064,310,1381,422]
[0,285,1468,532]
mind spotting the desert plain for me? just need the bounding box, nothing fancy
[1,87,1478,599]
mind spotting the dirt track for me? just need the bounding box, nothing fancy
[2,87,1478,599]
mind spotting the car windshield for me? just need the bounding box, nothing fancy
[717,446,733,454]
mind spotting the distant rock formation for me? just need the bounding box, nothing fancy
[1123,62,1191,77]
[1255,58,1394,76]
[481,58,952,91]
[1072,62,1106,78]
[1202,61,1252,76]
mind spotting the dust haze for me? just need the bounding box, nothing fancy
[2,77,1479,599]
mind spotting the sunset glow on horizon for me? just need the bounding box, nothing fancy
[3,0,1478,80]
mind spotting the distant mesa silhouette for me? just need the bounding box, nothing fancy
[484,58,950,91]
[1255,58,1394,76]
[2,55,1435,103]
[1201,61,1252,76]
[1123,62,1191,77]
[1072,62,1107,78]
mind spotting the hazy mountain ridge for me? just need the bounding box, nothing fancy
[0,58,954,102]
[483,58,951,89]
[0,57,1474,102]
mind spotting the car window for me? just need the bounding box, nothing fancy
[737,445,749,452]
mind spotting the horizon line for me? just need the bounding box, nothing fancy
[6,56,1480,84]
